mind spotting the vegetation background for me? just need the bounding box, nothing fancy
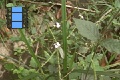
[0,0,120,80]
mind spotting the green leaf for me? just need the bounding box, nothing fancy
[30,57,38,68]
[115,0,120,8]
[101,39,120,54]
[13,67,24,74]
[22,69,29,76]
[4,63,15,71]
[69,72,81,79]
[73,18,100,42]
[92,59,104,71]
[6,3,14,7]
[78,46,89,53]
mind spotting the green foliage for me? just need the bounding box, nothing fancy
[30,57,38,68]
[101,39,120,54]
[0,0,120,80]
[4,63,16,71]
[13,67,41,80]
[6,3,14,7]
[114,0,120,8]
[74,18,100,42]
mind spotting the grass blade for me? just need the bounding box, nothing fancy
[18,29,41,70]
[61,0,67,78]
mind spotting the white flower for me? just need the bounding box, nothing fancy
[79,14,84,19]
[54,22,61,28]
[54,42,61,48]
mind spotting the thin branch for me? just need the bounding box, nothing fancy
[17,0,96,12]
[51,2,95,12]
[96,9,112,24]
[62,68,74,79]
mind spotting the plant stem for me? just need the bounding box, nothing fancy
[61,0,67,79]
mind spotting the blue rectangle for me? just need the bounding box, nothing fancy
[12,7,22,12]
[12,13,22,21]
[12,22,22,28]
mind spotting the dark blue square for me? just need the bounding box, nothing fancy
[12,22,22,28]
[12,7,22,12]
[12,13,22,21]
